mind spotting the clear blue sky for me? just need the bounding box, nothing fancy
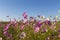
[0,0,60,21]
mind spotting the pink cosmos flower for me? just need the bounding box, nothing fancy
[3,25,9,31]
[3,22,12,31]
[3,31,7,36]
[20,25,24,30]
[34,26,40,33]
[7,34,12,39]
[14,22,18,27]
[22,12,28,19]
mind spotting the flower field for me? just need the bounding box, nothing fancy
[0,13,60,40]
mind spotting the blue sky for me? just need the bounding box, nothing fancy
[0,0,60,21]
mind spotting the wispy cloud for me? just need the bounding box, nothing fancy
[58,10,60,13]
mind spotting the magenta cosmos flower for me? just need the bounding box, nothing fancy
[22,12,28,19]
[3,24,10,31]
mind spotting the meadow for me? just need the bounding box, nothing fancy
[0,13,60,40]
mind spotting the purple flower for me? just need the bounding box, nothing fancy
[58,29,60,33]
[3,25,9,31]
[44,18,51,26]
[22,12,28,19]
[3,22,12,31]
[47,21,52,25]
[36,21,42,27]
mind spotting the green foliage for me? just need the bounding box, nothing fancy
[0,22,60,40]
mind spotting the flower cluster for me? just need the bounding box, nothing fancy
[0,12,60,40]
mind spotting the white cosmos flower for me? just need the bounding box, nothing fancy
[45,18,50,21]
[19,32,26,39]
[0,37,2,40]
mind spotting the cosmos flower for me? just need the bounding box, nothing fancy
[34,26,40,33]
[7,34,12,39]
[45,18,50,21]
[58,30,60,33]
[13,19,18,27]
[44,18,52,26]
[52,22,56,25]
[47,21,52,26]
[58,34,60,38]
[19,32,26,39]
[3,31,12,39]
[50,25,56,30]
[0,37,2,40]
[3,22,12,31]
[24,21,29,25]
[20,25,24,30]
[14,18,17,23]
[36,20,42,27]
[22,12,28,19]
[57,27,60,33]
[3,31,8,36]
[3,25,9,31]
[46,37,50,40]
[14,22,18,27]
